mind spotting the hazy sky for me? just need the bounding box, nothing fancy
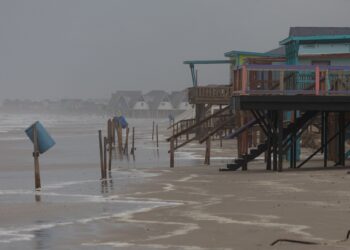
[1,0,350,101]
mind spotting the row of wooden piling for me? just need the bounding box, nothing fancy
[152,121,159,148]
[98,118,135,179]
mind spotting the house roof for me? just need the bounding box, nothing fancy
[289,27,350,37]
[265,46,286,56]
[280,27,350,45]
[170,90,188,108]
[144,90,172,110]
[111,91,143,109]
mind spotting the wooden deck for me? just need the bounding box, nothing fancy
[188,86,234,105]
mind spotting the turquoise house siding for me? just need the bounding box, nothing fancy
[299,43,350,55]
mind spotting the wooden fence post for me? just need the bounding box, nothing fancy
[33,125,41,190]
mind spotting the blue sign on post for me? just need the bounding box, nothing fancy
[114,116,128,129]
[25,121,55,154]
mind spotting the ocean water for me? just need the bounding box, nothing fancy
[0,112,232,249]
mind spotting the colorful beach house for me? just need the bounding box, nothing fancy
[168,27,350,171]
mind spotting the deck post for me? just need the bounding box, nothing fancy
[278,111,284,172]
[170,138,174,168]
[272,111,278,171]
[204,136,211,165]
[315,65,320,95]
[323,112,328,167]
[339,111,345,166]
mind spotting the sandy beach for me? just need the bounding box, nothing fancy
[0,113,350,249]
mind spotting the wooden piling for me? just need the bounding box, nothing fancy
[124,127,129,154]
[98,130,104,179]
[33,125,41,190]
[117,125,123,154]
[131,127,135,155]
[103,137,107,176]
[111,118,116,147]
[204,136,211,165]
[170,138,174,168]
[278,111,283,172]
[108,137,112,172]
[152,121,155,141]
[156,124,159,148]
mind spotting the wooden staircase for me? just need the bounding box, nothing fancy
[221,110,319,171]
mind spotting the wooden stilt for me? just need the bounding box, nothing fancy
[339,111,345,166]
[124,127,129,155]
[156,124,159,148]
[131,127,135,155]
[204,136,211,165]
[278,111,283,172]
[103,137,107,177]
[170,138,174,168]
[108,137,112,171]
[33,125,41,190]
[98,130,104,178]
[273,111,278,171]
[324,112,328,168]
[117,126,123,154]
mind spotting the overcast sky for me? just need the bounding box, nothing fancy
[1,0,350,101]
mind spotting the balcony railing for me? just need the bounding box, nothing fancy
[188,85,234,105]
[235,64,350,96]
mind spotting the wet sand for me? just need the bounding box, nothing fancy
[1,114,350,249]
[79,163,350,250]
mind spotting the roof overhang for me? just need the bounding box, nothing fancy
[183,60,232,65]
[280,35,350,45]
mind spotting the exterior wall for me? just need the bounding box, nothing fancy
[299,58,350,66]
[157,101,173,110]
[178,102,192,110]
[133,101,149,110]
[299,43,350,55]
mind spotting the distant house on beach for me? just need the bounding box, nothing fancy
[144,90,174,118]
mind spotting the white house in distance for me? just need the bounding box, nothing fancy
[170,90,192,115]
[107,89,191,118]
[144,90,174,118]
[132,94,150,118]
